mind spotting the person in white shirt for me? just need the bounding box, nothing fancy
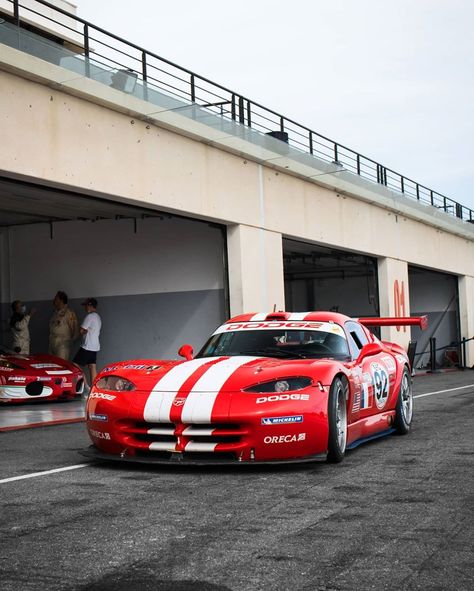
[73,298,102,387]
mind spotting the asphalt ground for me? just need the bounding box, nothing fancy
[1,371,473,591]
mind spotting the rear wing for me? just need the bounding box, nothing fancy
[357,316,428,330]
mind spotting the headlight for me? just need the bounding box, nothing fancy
[0,360,20,369]
[95,375,136,392]
[243,377,312,393]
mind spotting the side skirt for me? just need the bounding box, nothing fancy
[346,428,396,450]
[346,410,396,449]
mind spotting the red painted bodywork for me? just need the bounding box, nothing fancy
[0,352,85,403]
[85,311,425,463]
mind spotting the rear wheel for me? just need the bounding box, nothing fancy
[327,376,348,463]
[394,367,413,434]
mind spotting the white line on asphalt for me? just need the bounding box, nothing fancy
[414,384,474,399]
[0,463,89,485]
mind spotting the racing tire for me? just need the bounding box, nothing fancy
[394,366,413,435]
[327,376,348,463]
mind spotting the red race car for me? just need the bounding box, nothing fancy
[0,346,85,403]
[83,311,427,465]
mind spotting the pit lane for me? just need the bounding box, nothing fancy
[1,371,473,591]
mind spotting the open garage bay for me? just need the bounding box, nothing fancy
[1,371,473,591]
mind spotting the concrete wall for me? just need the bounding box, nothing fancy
[1,48,474,363]
[0,217,226,367]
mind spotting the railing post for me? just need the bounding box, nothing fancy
[12,0,20,49]
[13,0,20,25]
[334,143,339,163]
[416,184,420,201]
[142,51,148,101]
[238,96,245,124]
[356,153,361,175]
[280,116,285,133]
[309,131,313,155]
[428,337,438,373]
[83,23,90,78]
[190,74,196,103]
[400,176,405,193]
[430,190,434,206]
[460,338,466,370]
[231,94,236,120]
[246,100,252,127]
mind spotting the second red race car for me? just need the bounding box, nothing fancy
[0,346,85,403]
[82,311,427,465]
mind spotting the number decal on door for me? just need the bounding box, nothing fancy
[371,362,390,409]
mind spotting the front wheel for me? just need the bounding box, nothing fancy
[327,376,348,463]
[394,367,413,434]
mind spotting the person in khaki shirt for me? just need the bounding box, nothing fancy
[49,291,79,360]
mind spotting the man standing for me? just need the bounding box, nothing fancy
[74,298,102,387]
[49,291,78,360]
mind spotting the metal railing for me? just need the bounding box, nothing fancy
[1,0,473,223]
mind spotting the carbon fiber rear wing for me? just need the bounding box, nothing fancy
[357,316,428,330]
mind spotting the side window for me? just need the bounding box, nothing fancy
[345,321,369,359]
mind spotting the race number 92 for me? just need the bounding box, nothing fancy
[371,362,389,409]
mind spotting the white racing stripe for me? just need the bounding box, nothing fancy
[288,312,309,320]
[414,384,474,399]
[185,441,217,452]
[0,463,89,485]
[181,356,257,423]
[144,358,216,422]
[250,313,268,321]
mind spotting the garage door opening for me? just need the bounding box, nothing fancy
[408,266,460,370]
[0,177,228,367]
[283,239,379,317]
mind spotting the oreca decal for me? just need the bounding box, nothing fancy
[370,362,389,409]
[256,393,310,404]
[264,433,306,444]
[89,429,111,440]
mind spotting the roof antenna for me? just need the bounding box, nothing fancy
[273,304,277,312]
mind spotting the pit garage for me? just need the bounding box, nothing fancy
[0,177,228,368]
[283,238,379,317]
[408,265,460,370]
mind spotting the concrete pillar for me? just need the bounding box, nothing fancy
[458,275,474,367]
[227,224,285,316]
[377,257,411,349]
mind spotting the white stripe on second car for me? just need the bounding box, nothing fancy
[181,356,258,423]
[143,358,217,422]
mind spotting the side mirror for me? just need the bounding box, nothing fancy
[356,342,383,364]
[178,344,194,361]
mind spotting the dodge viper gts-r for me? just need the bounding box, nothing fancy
[83,311,427,464]
[0,346,85,403]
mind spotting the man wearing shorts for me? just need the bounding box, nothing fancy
[74,298,102,388]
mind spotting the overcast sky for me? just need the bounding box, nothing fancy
[76,0,474,211]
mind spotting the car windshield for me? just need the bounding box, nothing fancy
[197,325,351,360]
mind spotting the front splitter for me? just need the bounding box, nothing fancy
[79,446,327,466]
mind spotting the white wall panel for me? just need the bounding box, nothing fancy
[6,216,224,302]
